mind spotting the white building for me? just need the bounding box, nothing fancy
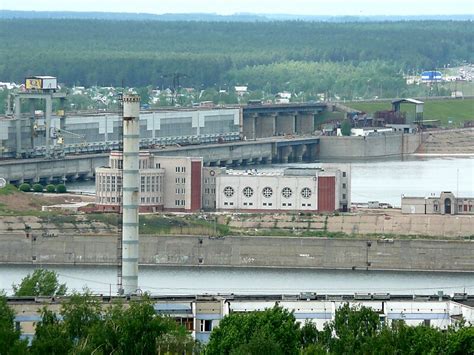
[216,166,350,213]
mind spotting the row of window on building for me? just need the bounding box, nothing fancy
[224,186,313,199]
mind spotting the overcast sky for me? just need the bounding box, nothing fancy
[1,0,473,16]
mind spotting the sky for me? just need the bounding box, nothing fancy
[1,0,473,16]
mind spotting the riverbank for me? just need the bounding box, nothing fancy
[1,208,473,240]
[416,128,474,155]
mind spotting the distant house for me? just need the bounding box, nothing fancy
[275,91,292,104]
[234,86,248,97]
[401,192,473,215]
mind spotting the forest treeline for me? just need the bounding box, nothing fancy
[0,19,472,94]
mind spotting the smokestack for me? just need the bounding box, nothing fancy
[121,94,140,294]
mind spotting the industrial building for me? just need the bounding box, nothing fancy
[95,152,349,213]
[401,192,474,215]
[216,166,350,213]
[0,104,241,159]
[96,152,203,213]
[10,293,474,344]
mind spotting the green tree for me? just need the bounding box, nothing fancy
[0,294,29,354]
[13,269,67,297]
[445,324,474,354]
[340,119,352,136]
[60,291,102,341]
[29,308,73,355]
[324,304,381,354]
[18,183,31,192]
[32,183,43,193]
[30,293,197,354]
[206,305,300,355]
[82,297,195,354]
[45,184,56,193]
[55,184,67,193]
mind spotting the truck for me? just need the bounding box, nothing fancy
[25,76,58,91]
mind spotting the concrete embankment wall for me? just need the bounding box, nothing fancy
[1,234,473,272]
[318,133,421,160]
[228,213,474,238]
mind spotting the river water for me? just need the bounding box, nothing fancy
[1,265,473,296]
[2,156,473,296]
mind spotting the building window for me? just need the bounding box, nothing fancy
[301,187,312,199]
[224,202,228,206]
[223,186,235,198]
[343,194,346,199]
[243,186,254,198]
[262,187,273,198]
[342,183,346,189]
[199,320,212,332]
[343,172,346,177]
[281,187,292,199]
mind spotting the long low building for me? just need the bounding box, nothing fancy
[95,152,350,213]
[9,293,474,344]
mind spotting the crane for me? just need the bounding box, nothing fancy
[52,128,86,145]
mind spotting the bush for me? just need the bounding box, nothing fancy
[56,184,67,193]
[341,119,352,136]
[32,183,44,192]
[18,183,31,192]
[46,184,56,193]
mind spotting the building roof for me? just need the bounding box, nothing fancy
[391,98,424,105]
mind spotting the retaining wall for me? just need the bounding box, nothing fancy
[319,133,421,160]
[1,234,473,272]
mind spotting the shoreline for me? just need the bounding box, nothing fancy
[2,261,474,274]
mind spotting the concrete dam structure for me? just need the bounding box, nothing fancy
[0,102,424,183]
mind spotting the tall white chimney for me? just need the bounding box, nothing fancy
[121,94,140,294]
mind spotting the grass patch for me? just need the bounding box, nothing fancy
[0,184,18,195]
[86,213,120,227]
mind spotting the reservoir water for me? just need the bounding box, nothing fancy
[2,156,473,295]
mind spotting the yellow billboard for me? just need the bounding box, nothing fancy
[25,78,42,90]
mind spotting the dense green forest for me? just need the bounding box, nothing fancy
[0,20,472,96]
